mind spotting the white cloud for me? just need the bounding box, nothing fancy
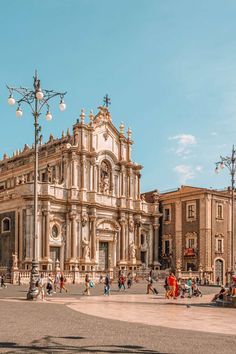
[195,165,203,172]
[173,165,195,184]
[173,164,203,184]
[169,134,197,157]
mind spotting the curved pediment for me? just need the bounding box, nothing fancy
[96,218,120,231]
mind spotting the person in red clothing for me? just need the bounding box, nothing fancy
[167,272,177,299]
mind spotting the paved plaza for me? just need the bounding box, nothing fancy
[0,282,236,353]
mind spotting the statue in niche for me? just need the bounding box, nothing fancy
[82,237,90,260]
[81,213,88,227]
[128,219,134,232]
[46,164,52,183]
[129,241,136,259]
[100,161,110,194]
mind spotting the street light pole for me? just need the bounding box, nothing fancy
[215,145,236,278]
[7,71,66,299]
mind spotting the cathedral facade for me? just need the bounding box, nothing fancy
[0,106,161,278]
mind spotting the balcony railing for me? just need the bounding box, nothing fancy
[184,248,196,257]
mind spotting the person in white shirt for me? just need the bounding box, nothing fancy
[36,273,46,300]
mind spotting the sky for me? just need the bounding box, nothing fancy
[0,0,236,193]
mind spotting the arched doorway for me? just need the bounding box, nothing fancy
[215,259,224,284]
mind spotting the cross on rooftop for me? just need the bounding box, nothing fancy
[103,94,111,108]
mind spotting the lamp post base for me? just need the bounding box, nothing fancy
[27,259,39,300]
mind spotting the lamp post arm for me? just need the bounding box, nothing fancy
[37,91,66,114]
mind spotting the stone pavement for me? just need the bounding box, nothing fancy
[0,282,236,354]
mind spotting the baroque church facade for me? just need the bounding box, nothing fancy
[0,106,161,277]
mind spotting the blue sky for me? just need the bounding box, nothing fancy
[0,0,236,192]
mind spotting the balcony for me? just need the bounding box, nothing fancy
[184,248,197,257]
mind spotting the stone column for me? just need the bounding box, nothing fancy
[15,210,19,257]
[90,216,96,261]
[70,212,77,260]
[137,173,141,199]
[136,222,142,262]
[153,222,160,266]
[175,200,182,269]
[205,195,212,272]
[71,156,78,188]
[93,163,96,192]
[43,210,50,260]
[18,209,23,267]
[80,155,86,190]
[119,218,126,262]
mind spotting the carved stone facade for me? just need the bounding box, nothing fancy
[0,106,161,275]
[144,185,236,284]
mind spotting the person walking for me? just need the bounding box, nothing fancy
[46,274,53,296]
[127,273,133,289]
[36,273,46,301]
[0,274,7,289]
[104,273,111,295]
[53,272,60,293]
[83,273,90,296]
[59,272,68,293]
[119,274,126,291]
[167,272,177,299]
[146,274,154,294]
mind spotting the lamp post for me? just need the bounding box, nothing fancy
[215,145,236,279]
[7,71,66,299]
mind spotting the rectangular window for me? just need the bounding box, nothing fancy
[165,240,170,255]
[187,204,195,219]
[164,208,170,222]
[41,173,46,182]
[217,239,223,253]
[188,238,195,248]
[217,204,223,219]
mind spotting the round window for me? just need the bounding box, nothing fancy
[52,225,59,239]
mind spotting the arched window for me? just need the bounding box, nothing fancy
[2,218,11,232]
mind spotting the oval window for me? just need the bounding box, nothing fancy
[52,225,59,239]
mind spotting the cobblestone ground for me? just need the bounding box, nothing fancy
[0,282,235,354]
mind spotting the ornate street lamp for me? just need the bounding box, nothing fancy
[7,71,67,300]
[215,145,236,278]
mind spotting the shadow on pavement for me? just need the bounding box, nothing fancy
[0,335,167,353]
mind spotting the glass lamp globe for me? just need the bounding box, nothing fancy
[46,111,52,121]
[215,167,219,174]
[16,108,23,118]
[59,100,66,111]
[36,90,44,100]
[220,162,224,169]
[8,96,15,106]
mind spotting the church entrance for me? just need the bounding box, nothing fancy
[50,247,60,270]
[215,259,224,284]
[99,242,108,271]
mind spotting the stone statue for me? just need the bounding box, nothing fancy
[46,164,52,183]
[12,253,18,270]
[82,237,90,260]
[81,213,88,227]
[129,241,136,259]
[128,219,134,232]
[102,175,110,194]
[100,161,110,194]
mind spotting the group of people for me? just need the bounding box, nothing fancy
[211,275,236,302]
[82,272,134,296]
[83,273,110,296]
[117,272,133,291]
[162,273,202,299]
[35,272,68,300]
